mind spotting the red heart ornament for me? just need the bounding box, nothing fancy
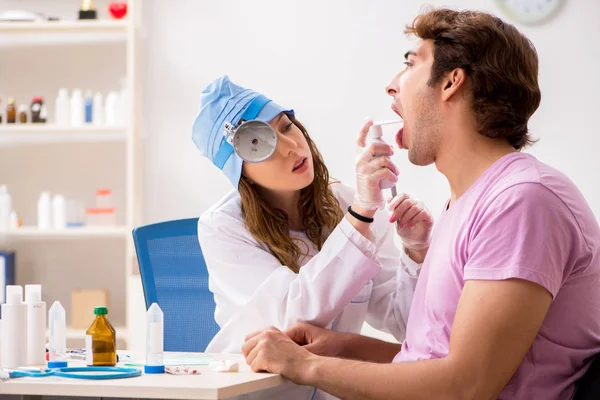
[109,2,128,19]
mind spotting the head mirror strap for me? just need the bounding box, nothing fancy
[213,94,272,169]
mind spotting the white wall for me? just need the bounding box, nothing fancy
[142,0,600,224]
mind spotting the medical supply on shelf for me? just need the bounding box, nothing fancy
[25,285,47,366]
[2,286,27,369]
[37,191,52,230]
[79,0,98,20]
[6,98,16,124]
[70,89,85,127]
[31,97,44,123]
[52,194,67,229]
[55,89,70,126]
[86,306,116,366]
[85,208,116,226]
[48,301,68,368]
[145,302,164,374]
[95,188,113,208]
[0,184,12,232]
[18,104,27,123]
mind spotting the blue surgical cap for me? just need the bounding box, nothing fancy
[192,75,294,189]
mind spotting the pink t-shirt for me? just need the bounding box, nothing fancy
[393,152,600,399]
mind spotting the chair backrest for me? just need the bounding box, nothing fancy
[573,354,600,400]
[132,218,220,352]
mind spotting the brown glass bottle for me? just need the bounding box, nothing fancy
[85,306,116,366]
[6,98,16,124]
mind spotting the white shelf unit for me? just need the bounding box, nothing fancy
[0,125,127,144]
[4,226,129,239]
[0,20,129,33]
[0,3,144,349]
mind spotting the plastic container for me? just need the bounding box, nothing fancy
[368,121,401,190]
[70,89,84,127]
[0,184,12,232]
[2,286,27,369]
[38,191,52,230]
[93,92,104,126]
[86,306,116,366]
[52,194,67,229]
[85,208,116,226]
[25,284,47,366]
[55,88,70,126]
[96,189,113,208]
[48,301,68,368]
[145,303,165,374]
[67,199,86,227]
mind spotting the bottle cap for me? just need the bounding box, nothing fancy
[0,184,7,193]
[368,124,383,139]
[144,365,165,374]
[94,306,108,315]
[48,361,68,369]
[18,104,27,112]
[32,97,44,103]
[25,284,42,303]
[6,285,23,305]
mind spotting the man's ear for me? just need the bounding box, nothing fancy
[441,68,467,101]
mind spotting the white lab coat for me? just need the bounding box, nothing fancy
[198,183,420,400]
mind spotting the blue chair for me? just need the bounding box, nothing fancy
[132,218,220,352]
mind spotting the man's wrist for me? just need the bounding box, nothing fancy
[405,246,428,264]
[296,353,322,386]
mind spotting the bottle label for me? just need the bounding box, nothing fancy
[85,334,93,366]
[148,322,163,354]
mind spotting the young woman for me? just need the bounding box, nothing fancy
[192,75,433,399]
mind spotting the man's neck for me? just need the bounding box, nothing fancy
[256,187,303,230]
[436,125,516,205]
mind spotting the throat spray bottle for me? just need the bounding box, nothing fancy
[368,120,402,197]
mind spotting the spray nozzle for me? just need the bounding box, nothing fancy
[368,120,402,139]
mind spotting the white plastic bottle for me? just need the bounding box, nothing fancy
[93,92,104,126]
[0,184,12,232]
[70,89,84,127]
[104,91,119,126]
[144,302,165,374]
[55,88,70,126]
[52,194,67,229]
[367,121,401,190]
[48,301,67,368]
[37,191,52,230]
[25,285,47,366]
[1,285,28,369]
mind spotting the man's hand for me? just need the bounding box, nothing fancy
[388,193,433,263]
[242,326,316,384]
[285,323,349,358]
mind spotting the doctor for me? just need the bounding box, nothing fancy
[192,76,432,399]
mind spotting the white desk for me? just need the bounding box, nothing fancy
[0,353,287,400]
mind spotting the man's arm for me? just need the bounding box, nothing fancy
[247,278,551,400]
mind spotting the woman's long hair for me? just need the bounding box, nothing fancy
[238,117,344,273]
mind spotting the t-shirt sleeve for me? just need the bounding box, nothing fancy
[463,182,576,298]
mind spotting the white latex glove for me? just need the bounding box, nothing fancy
[388,193,434,250]
[353,120,399,210]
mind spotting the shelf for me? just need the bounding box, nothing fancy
[0,20,129,33]
[3,226,130,239]
[0,20,129,47]
[0,125,127,144]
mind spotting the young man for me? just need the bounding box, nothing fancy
[241,8,600,400]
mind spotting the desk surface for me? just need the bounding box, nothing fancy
[0,353,287,400]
